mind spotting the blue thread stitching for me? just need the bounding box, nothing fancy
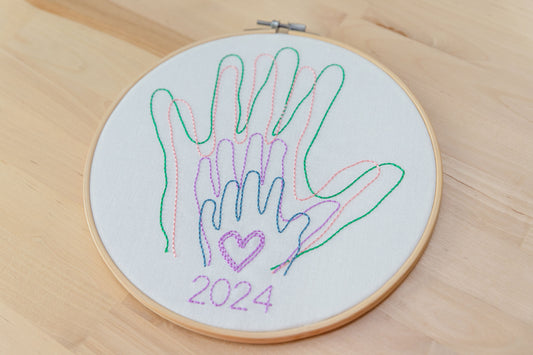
[198,170,310,275]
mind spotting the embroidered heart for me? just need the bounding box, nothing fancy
[218,230,265,272]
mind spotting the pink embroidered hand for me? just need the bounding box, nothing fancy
[148,47,405,275]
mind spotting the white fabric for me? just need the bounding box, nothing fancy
[89,33,436,332]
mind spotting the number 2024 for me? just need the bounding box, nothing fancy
[188,275,273,313]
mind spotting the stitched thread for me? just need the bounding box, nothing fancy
[272,161,382,273]
[237,53,278,144]
[264,65,316,145]
[237,47,300,136]
[149,90,170,253]
[230,281,252,311]
[195,133,383,274]
[209,278,231,307]
[165,99,181,257]
[188,276,272,312]
[193,134,287,266]
[149,46,406,270]
[218,230,266,272]
[188,275,209,304]
[198,170,310,275]
[194,133,340,271]
[149,48,315,253]
[271,163,406,271]
[253,285,273,313]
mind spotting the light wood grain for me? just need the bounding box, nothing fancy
[0,0,531,353]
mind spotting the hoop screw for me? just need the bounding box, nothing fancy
[257,20,307,32]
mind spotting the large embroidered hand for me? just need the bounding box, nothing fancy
[148,46,405,275]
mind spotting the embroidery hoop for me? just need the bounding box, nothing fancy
[83,28,442,343]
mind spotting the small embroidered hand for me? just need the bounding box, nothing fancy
[194,133,315,275]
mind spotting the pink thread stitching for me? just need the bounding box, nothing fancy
[273,161,382,273]
[165,98,180,257]
[264,65,316,145]
[235,54,279,145]
[194,133,341,267]
[165,64,240,258]
[163,51,392,271]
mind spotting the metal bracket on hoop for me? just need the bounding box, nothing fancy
[256,19,307,33]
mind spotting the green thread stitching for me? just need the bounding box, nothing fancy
[302,64,348,199]
[212,54,244,134]
[245,47,300,134]
[149,47,405,259]
[149,90,170,252]
[270,163,405,270]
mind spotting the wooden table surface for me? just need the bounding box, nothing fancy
[1,0,532,353]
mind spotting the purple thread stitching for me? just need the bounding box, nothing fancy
[194,142,237,266]
[253,285,273,313]
[218,230,265,272]
[272,199,341,273]
[230,281,252,311]
[209,278,231,307]
[240,133,267,184]
[188,275,209,305]
[194,133,341,268]
[194,134,281,266]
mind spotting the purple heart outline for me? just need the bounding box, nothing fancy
[218,230,265,272]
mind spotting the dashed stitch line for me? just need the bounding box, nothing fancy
[194,133,340,269]
[218,230,266,272]
[210,278,231,307]
[198,170,310,275]
[149,47,406,267]
[271,163,405,271]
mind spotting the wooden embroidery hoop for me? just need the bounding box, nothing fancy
[83,26,442,344]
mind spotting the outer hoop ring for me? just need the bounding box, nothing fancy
[83,30,442,344]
